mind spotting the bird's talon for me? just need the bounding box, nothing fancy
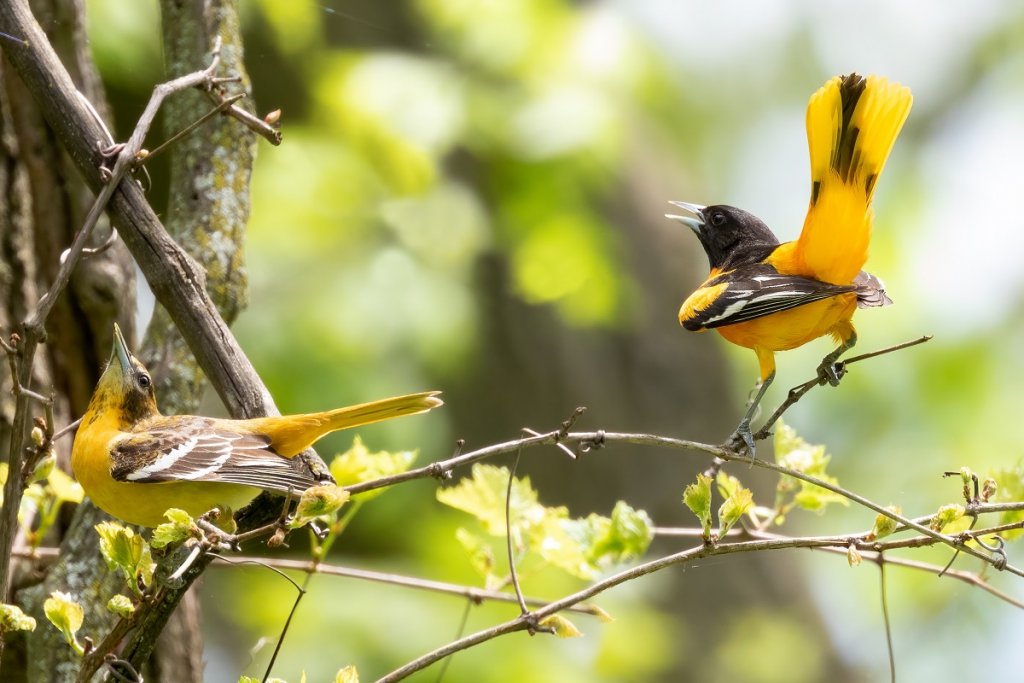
[726,420,756,457]
[816,361,845,387]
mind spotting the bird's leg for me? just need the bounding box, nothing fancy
[817,330,857,387]
[727,373,774,456]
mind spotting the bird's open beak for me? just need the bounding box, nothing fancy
[665,201,706,235]
[111,323,132,373]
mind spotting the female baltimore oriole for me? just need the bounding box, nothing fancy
[668,73,912,453]
[71,324,442,527]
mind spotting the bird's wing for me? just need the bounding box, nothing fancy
[110,417,317,494]
[679,266,856,331]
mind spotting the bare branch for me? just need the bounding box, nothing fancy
[754,335,932,441]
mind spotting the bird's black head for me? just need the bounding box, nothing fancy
[666,202,780,271]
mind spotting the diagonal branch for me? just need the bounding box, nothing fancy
[753,335,932,441]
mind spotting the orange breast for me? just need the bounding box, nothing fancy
[715,294,858,352]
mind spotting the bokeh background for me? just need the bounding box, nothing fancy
[84,1,1024,680]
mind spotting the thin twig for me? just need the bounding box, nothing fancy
[202,89,282,145]
[877,554,896,683]
[207,556,603,617]
[433,600,472,683]
[506,437,530,616]
[51,417,82,442]
[263,572,311,683]
[142,92,246,163]
[753,335,932,441]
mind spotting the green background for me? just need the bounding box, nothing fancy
[85,1,1024,680]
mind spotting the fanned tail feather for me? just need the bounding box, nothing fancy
[797,74,912,284]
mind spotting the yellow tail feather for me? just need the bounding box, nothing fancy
[795,74,912,284]
[242,391,443,457]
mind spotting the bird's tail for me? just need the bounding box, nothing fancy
[251,391,443,457]
[796,74,912,284]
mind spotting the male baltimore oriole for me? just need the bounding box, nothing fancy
[668,73,912,452]
[71,324,442,527]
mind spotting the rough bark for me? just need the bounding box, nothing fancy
[0,0,267,679]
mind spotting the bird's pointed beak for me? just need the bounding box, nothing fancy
[665,201,706,235]
[110,323,132,374]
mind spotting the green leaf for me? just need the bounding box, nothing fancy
[151,508,198,549]
[30,453,55,483]
[540,614,583,638]
[291,484,351,528]
[847,545,862,567]
[96,521,154,594]
[335,665,360,683]
[329,437,417,500]
[106,594,135,618]
[44,591,84,655]
[589,501,653,561]
[238,677,259,683]
[772,421,848,516]
[437,464,543,536]
[454,527,495,580]
[992,462,1024,539]
[535,509,595,579]
[683,474,713,538]
[868,505,902,541]
[718,486,753,536]
[931,503,966,532]
[46,468,84,504]
[0,603,37,633]
[96,521,146,572]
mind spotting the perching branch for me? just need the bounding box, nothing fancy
[753,335,932,441]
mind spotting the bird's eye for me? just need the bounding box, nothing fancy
[137,373,152,389]
[710,212,726,226]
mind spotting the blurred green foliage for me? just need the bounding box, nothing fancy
[83,0,1024,680]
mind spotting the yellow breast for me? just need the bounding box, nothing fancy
[71,409,259,527]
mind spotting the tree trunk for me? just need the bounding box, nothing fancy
[2,0,255,680]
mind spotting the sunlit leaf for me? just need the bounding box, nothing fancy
[992,462,1024,539]
[867,506,902,541]
[107,594,135,618]
[151,508,198,549]
[44,591,84,655]
[455,527,495,580]
[96,522,146,572]
[718,486,753,536]
[46,468,84,504]
[540,614,583,638]
[291,484,351,528]
[335,665,360,683]
[330,436,417,501]
[0,603,37,633]
[683,474,712,538]
[930,503,966,532]
[437,464,543,536]
[772,422,848,516]
[30,453,55,483]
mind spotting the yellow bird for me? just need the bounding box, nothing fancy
[670,74,912,451]
[72,325,442,526]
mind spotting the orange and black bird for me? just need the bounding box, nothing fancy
[72,324,442,527]
[668,74,912,452]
